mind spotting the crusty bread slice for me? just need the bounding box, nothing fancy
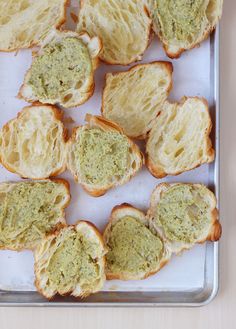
[148,183,221,254]
[67,115,143,197]
[146,97,215,178]
[77,0,151,65]
[34,221,106,299]
[0,0,67,52]
[102,62,173,139]
[0,105,67,179]
[0,179,70,251]
[149,0,223,58]
[18,30,102,108]
[103,204,171,280]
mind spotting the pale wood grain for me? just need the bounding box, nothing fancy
[0,1,235,328]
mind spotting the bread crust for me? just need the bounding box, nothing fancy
[0,178,71,252]
[77,1,152,65]
[147,183,222,254]
[103,203,171,281]
[101,61,173,139]
[0,105,68,180]
[67,115,144,197]
[0,0,69,52]
[18,30,102,108]
[149,0,223,58]
[146,97,215,178]
[34,220,106,299]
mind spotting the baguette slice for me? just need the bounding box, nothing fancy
[77,0,151,65]
[67,115,143,197]
[149,0,223,58]
[146,97,215,178]
[0,179,70,251]
[0,105,67,179]
[102,62,173,139]
[148,183,221,254]
[34,221,106,299]
[0,0,67,52]
[104,204,171,280]
[19,30,102,108]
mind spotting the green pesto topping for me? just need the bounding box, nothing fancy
[76,128,130,186]
[155,185,211,243]
[28,37,92,101]
[47,231,100,289]
[154,0,207,43]
[0,182,66,249]
[106,216,164,275]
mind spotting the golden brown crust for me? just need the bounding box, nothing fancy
[34,219,106,300]
[101,61,173,139]
[0,105,67,180]
[146,97,215,178]
[0,0,69,53]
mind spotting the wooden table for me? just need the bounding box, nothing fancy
[1,1,235,328]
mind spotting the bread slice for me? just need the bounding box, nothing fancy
[148,183,221,254]
[0,0,67,52]
[67,115,143,197]
[102,62,173,139]
[0,179,70,251]
[0,105,67,179]
[34,221,106,299]
[146,97,215,178]
[149,0,223,58]
[18,30,102,108]
[77,0,151,65]
[103,204,171,280]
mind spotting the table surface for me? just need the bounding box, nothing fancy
[1,1,235,328]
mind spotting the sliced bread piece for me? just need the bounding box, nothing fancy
[0,0,67,52]
[77,0,151,65]
[146,97,215,178]
[67,115,143,197]
[0,179,70,251]
[148,183,221,254]
[103,204,171,280]
[34,221,106,299]
[18,30,102,108]
[102,62,173,139]
[149,0,223,58]
[0,105,67,179]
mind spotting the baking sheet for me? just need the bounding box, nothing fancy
[0,1,219,305]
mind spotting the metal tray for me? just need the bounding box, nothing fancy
[0,2,220,306]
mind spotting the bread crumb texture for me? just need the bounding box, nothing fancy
[77,0,151,64]
[0,0,66,51]
[106,216,164,275]
[102,62,172,138]
[154,184,214,244]
[0,181,69,250]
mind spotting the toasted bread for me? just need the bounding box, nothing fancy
[19,30,102,108]
[148,183,221,254]
[77,0,151,65]
[103,204,171,280]
[146,97,215,178]
[0,0,67,52]
[67,115,143,197]
[0,105,67,179]
[102,62,173,139]
[149,0,223,58]
[0,179,70,251]
[34,221,106,299]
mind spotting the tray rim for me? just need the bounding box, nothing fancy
[0,26,220,307]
